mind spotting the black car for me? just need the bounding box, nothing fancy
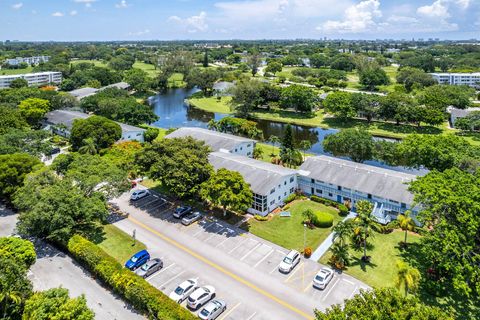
[173,206,192,218]
[48,147,61,156]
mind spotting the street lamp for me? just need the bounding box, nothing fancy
[303,223,307,250]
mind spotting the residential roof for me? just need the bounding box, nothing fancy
[165,127,255,152]
[449,107,480,119]
[299,155,417,204]
[213,81,234,92]
[208,151,297,196]
[100,82,130,90]
[68,87,98,99]
[43,110,145,133]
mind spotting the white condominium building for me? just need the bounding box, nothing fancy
[430,72,480,86]
[0,71,62,89]
[5,56,50,66]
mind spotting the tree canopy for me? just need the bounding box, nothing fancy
[323,128,375,163]
[0,153,42,202]
[136,137,213,198]
[70,115,122,151]
[279,85,317,113]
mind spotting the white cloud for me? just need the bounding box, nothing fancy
[127,29,151,36]
[52,12,65,17]
[168,11,208,33]
[70,10,78,16]
[115,0,129,9]
[74,0,97,8]
[417,0,450,18]
[11,2,23,10]
[318,0,382,33]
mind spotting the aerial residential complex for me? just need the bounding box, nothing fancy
[169,128,419,219]
[68,82,131,100]
[43,110,146,143]
[4,55,50,66]
[430,72,480,86]
[0,71,62,89]
[166,127,256,157]
[447,106,480,127]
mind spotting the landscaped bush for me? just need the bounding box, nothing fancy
[284,193,297,204]
[337,204,349,216]
[303,247,312,258]
[67,235,195,320]
[254,214,268,221]
[313,212,334,228]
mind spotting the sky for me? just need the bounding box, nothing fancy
[1,0,479,41]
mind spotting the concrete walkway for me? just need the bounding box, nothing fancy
[309,212,356,261]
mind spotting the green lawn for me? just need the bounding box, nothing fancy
[319,230,421,289]
[133,61,159,77]
[0,66,33,75]
[168,73,186,88]
[244,200,342,252]
[96,224,146,264]
[188,96,233,114]
[71,59,107,67]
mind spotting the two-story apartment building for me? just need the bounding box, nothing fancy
[430,72,480,87]
[208,151,298,216]
[43,110,145,143]
[0,71,62,89]
[298,155,419,224]
[166,127,256,157]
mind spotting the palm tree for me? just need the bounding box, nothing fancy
[332,220,353,247]
[78,138,97,155]
[253,146,264,160]
[354,200,375,262]
[395,260,421,297]
[397,210,415,246]
[268,135,280,157]
[330,242,350,269]
[299,140,312,161]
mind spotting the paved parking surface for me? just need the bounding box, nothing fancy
[112,188,369,320]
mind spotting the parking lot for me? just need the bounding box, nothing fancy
[113,188,369,319]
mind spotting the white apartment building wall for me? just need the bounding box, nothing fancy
[0,72,62,89]
[230,141,255,157]
[5,56,50,66]
[430,73,480,86]
[119,130,145,143]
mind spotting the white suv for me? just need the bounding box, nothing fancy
[130,189,150,201]
[278,250,301,273]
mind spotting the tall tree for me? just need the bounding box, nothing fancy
[395,261,421,297]
[22,288,94,320]
[353,200,374,262]
[247,53,261,76]
[323,128,375,163]
[322,91,355,121]
[280,85,317,113]
[136,137,213,198]
[265,61,282,76]
[358,66,390,90]
[200,168,252,216]
[70,116,122,151]
[268,135,280,156]
[0,257,32,320]
[280,124,295,161]
[397,210,415,246]
[0,153,42,202]
[299,140,312,161]
[315,288,453,319]
[18,98,50,128]
[0,105,28,134]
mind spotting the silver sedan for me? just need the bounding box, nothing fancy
[135,258,163,278]
[198,299,227,320]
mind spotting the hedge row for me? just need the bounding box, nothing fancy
[310,195,349,216]
[67,235,195,320]
[314,212,334,228]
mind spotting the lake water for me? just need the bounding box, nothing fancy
[150,88,424,174]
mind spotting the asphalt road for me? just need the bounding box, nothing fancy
[0,203,145,320]
[112,189,369,320]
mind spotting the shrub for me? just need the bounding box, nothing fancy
[0,237,36,268]
[337,204,349,216]
[313,212,334,228]
[303,247,312,258]
[254,214,268,221]
[67,235,195,320]
[284,193,297,204]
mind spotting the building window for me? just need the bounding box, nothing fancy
[290,187,294,193]
[235,148,238,152]
[328,193,333,197]
[240,147,243,150]
[316,189,323,194]
[270,200,275,205]
[247,152,251,156]
[338,186,342,191]
[311,178,314,183]
[368,194,372,199]
[284,192,287,196]
[270,188,275,194]
[284,181,287,185]
[278,196,280,200]
[247,144,251,147]
[290,177,294,183]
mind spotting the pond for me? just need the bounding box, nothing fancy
[149,88,423,174]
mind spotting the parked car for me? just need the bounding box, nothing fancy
[135,258,163,278]
[187,285,215,310]
[125,250,150,270]
[173,206,192,219]
[278,250,301,273]
[198,299,227,320]
[181,211,202,226]
[169,278,198,303]
[48,147,61,155]
[313,267,334,290]
[130,189,150,201]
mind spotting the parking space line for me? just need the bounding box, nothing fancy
[285,262,304,283]
[269,261,283,274]
[253,248,274,268]
[343,278,355,285]
[246,312,257,320]
[303,281,313,292]
[159,270,185,288]
[147,263,176,281]
[228,238,249,254]
[193,221,216,236]
[218,302,241,320]
[128,216,314,320]
[214,236,232,248]
[240,243,262,261]
[322,277,340,301]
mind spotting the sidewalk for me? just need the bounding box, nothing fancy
[309,212,356,261]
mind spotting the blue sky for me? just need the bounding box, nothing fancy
[1,0,479,41]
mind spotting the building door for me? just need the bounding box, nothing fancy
[337,195,342,203]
